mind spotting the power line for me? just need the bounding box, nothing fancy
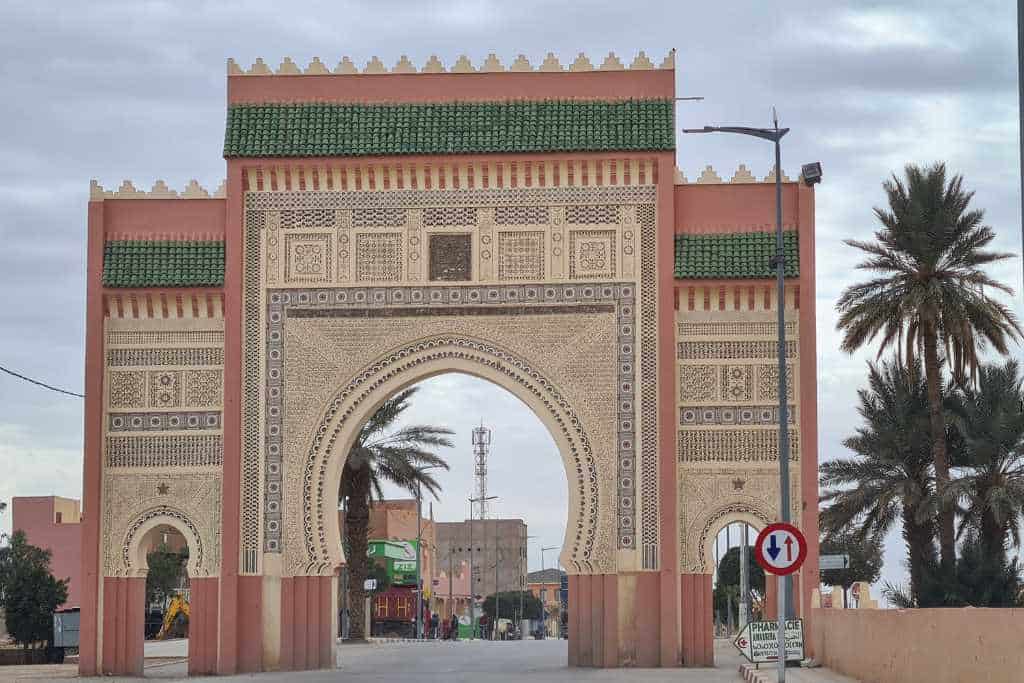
[0,364,84,398]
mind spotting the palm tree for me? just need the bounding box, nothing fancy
[341,387,453,641]
[820,361,937,605]
[946,360,1024,562]
[836,162,1021,572]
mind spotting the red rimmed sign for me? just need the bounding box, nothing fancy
[754,522,807,576]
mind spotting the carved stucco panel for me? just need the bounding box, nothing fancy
[279,311,618,576]
[101,471,222,578]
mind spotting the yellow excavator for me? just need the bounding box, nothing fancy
[156,595,190,640]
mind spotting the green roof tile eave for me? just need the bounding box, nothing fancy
[223,99,676,159]
[102,240,225,288]
[673,231,800,280]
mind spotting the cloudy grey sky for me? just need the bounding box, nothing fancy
[0,1,1019,594]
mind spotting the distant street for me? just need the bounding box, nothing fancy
[72,638,748,682]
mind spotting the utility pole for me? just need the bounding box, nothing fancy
[740,523,750,628]
[683,115,822,683]
[469,494,497,640]
[494,517,500,639]
[540,545,557,638]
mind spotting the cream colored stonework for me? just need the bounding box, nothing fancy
[675,288,803,573]
[243,181,660,578]
[100,316,225,578]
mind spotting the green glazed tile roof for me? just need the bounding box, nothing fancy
[103,240,225,288]
[674,231,799,279]
[223,99,675,158]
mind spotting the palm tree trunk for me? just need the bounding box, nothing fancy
[903,505,935,606]
[345,469,371,642]
[980,509,1006,564]
[921,325,955,573]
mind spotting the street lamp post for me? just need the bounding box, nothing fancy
[683,114,821,683]
[469,494,498,640]
[414,465,442,640]
[540,545,557,639]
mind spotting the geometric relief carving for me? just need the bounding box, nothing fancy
[101,472,221,577]
[108,371,146,409]
[423,207,475,227]
[108,411,221,432]
[148,370,181,408]
[679,405,793,426]
[758,363,795,401]
[281,208,338,230]
[677,468,801,573]
[494,205,549,225]
[677,340,798,361]
[352,207,407,228]
[569,230,616,279]
[677,321,797,337]
[677,428,800,462]
[720,365,753,401]
[105,434,223,468]
[566,204,619,224]
[267,288,627,575]
[243,185,658,575]
[679,365,716,402]
[284,233,332,283]
[356,233,403,281]
[106,348,224,367]
[183,369,223,408]
[497,231,544,280]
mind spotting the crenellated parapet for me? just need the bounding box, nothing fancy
[675,164,798,185]
[227,50,674,76]
[90,179,226,201]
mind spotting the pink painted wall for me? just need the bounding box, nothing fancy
[811,608,1024,683]
[12,497,82,608]
[228,68,674,105]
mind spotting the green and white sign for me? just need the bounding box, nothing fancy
[367,540,419,586]
[733,619,804,663]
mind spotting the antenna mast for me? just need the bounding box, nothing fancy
[471,423,492,519]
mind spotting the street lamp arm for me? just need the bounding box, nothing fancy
[682,125,789,142]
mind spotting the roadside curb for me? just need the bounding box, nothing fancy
[739,663,771,682]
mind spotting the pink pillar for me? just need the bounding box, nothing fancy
[79,200,105,676]
[218,161,244,674]
[100,577,144,676]
[189,578,220,675]
[656,152,681,667]
[680,574,713,667]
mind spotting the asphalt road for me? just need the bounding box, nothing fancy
[72,638,746,682]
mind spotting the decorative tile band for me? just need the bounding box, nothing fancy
[105,434,223,468]
[108,411,222,432]
[106,348,224,366]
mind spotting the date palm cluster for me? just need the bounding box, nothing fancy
[823,163,1024,607]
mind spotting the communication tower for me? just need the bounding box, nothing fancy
[471,423,492,519]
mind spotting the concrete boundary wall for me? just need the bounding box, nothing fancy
[810,607,1024,683]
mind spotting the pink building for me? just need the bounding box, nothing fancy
[12,496,83,608]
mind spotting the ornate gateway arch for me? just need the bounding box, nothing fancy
[79,52,819,675]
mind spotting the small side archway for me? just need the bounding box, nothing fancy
[114,508,220,677]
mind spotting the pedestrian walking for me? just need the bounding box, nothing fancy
[450,613,459,641]
[430,612,439,639]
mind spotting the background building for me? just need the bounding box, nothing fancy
[339,498,437,589]
[436,519,527,601]
[527,568,565,636]
[11,496,82,608]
